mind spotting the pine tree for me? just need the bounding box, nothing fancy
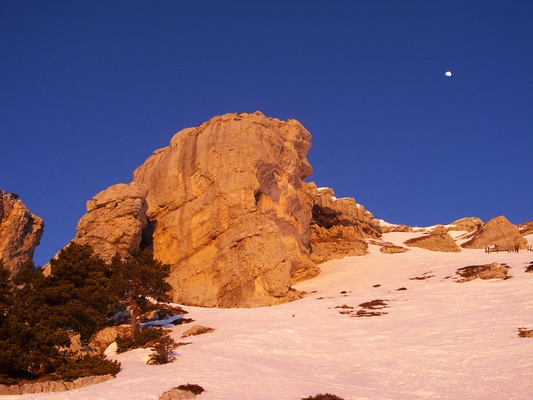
[147,334,179,365]
[110,250,171,338]
[46,243,116,343]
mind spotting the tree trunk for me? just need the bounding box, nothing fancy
[131,302,139,338]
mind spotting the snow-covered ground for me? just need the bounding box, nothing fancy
[10,232,533,400]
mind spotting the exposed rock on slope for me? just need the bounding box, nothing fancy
[73,182,149,262]
[0,189,44,273]
[309,187,381,263]
[450,217,483,232]
[132,112,319,307]
[455,262,510,282]
[461,216,527,250]
[404,232,461,252]
[518,221,533,236]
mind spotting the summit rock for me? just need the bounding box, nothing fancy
[132,112,319,307]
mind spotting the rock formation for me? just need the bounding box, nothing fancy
[73,182,149,262]
[70,112,385,307]
[450,217,483,232]
[518,221,533,236]
[461,215,527,250]
[0,189,44,274]
[132,112,320,307]
[309,187,381,263]
[455,262,510,282]
[404,232,461,252]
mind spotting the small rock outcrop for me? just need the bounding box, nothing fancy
[0,374,114,395]
[461,216,527,250]
[450,217,483,232]
[132,112,319,307]
[404,232,461,252]
[518,221,533,236]
[455,262,510,282]
[73,182,149,262]
[309,187,381,263]
[0,189,44,273]
[87,325,131,355]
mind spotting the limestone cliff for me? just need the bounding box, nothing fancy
[69,112,386,307]
[0,189,44,274]
[132,112,319,307]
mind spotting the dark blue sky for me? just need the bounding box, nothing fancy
[1,1,532,266]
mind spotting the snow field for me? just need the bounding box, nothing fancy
[10,232,533,400]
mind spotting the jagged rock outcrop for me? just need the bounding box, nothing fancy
[132,112,319,307]
[73,182,149,262]
[309,187,381,263]
[404,232,461,252]
[461,215,527,250]
[0,189,44,273]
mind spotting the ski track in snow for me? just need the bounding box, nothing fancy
[8,232,533,400]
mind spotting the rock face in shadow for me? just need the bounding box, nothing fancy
[461,215,527,250]
[0,189,44,273]
[404,232,461,252]
[132,112,319,307]
[73,182,149,262]
[309,187,381,263]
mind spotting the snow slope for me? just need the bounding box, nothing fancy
[9,232,533,400]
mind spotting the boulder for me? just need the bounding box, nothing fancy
[73,182,149,262]
[309,187,381,263]
[461,215,527,250]
[132,112,319,307]
[0,189,44,273]
[159,388,198,400]
[455,262,510,282]
[87,325,131,354]
[404,233,461,252]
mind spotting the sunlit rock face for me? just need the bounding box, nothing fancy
[404,232,461,252]
[0,189,44,274]
[309,187,381,263]
[133,112,319,307]
[461,215,528,250]
[74,182,149,262]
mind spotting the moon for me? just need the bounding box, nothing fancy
[445,71,452,77]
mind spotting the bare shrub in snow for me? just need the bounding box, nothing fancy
[302,394,345,400]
